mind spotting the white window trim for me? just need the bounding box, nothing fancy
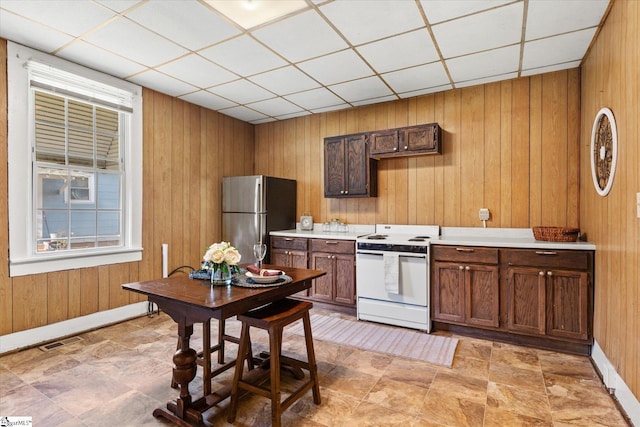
[7,42,143,277]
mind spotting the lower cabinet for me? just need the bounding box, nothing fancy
[504,250,590,341]
[270,236,356,309]
[432,246,499,328]
[432,245,593,354]
[270,236,308,297]
[309,239,356,307]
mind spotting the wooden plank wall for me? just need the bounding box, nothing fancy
[0,38,254,334]
[255,70,581,230]
[580,0,639,400]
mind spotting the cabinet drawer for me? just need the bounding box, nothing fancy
[271,236,308,251]
[432,245,498,264]
[502,249,590,270]
[310,238,354,254]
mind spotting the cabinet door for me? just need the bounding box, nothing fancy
[432,262,465,323]
[465,265,499,328]
[311,253,334,301]
[345,134,369,196]
[400,124,437,152]
[506,267,546,335]
[369,129,398,155]
[289,250,308,269]
[324,137,346,197]
[546,270,589,340]
[334,254,355,305]
[270,249,290,267]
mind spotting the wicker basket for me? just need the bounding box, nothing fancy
[532,226,580,242]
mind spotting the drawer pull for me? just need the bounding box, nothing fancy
[325,241,339,244]
[535,251,557,256]
[456,247,475,252]
[284,238,294,241]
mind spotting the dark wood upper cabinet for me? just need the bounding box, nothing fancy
[370,123,442,158]
[324,134,377,198]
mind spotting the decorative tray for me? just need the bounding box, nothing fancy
[233,274,292,288]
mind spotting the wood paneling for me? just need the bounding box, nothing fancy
[580,0,639,400]
[255,70,581,231]
[0,40,254,333]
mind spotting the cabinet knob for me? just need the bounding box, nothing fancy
[465,266,470,271]
[340,190,345,194]
[404,145,408,150]
[393,147,398,151]
[539,271,545,276]
[344,190,348,194]
[459,265,464,270]
[327,255,331,259]
[547,271,553,276]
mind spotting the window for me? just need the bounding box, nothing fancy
[8,42,143,276]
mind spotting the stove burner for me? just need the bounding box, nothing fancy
[366,234,388,240]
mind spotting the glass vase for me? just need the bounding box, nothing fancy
[211,265,233,286]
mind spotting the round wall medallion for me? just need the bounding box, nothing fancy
[590,107,618,197]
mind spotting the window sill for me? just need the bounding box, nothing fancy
[9,247,143,277]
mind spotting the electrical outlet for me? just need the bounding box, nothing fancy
[479,208,490,221]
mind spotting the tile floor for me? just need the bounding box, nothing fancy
[0,310,630,427]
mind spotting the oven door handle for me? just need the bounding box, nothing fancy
[357,251,427,259]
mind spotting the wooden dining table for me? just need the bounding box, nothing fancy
[121,265,325,427]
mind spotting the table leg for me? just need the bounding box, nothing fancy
[153,322,203,426]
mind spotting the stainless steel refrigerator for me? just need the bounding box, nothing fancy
[222,175,296,265]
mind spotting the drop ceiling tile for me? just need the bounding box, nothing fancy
[421,0,512,24]
[96,1,142,13]
[275,111,311,120]
[351,94,398,107]
[83,18,188,67]
[447,44,520,83]
[310,103,350,114]
[157,54,237,88]
[284,88,344,110]
[206,0,307,30]
[357,28,439,74]
[219,106,268,123]
[247,97,303,117]
[329,77,393,103]
[199,35,287,76]
[209,79,274,105]
[0,10,73,53]
[179,90,237,111]
[319,0,424,45]
[433,2,523,58]
[455,72,518,88]
[398,84,453,98]
[526,0,609,41]
[382,62,450,94]
[251,117,278,125]
[522,28,596,70]
[252,10,347,63]
[128,69,198,97]
[521,61,581,77]
[126,1,240,50]
[0,0,115,37]
[58,41,146,79]
[298,50,373,85]
[248,66,319,95]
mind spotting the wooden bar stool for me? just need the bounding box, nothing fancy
[227,298,321,427]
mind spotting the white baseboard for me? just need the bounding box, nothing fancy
[0,302,149,354]
[592,339,640,426]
